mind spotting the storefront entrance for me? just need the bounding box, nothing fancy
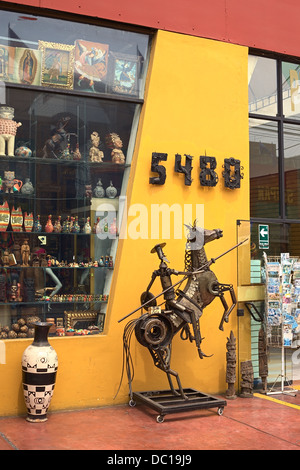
[237,219,300,392]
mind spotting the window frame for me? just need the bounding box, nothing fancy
[249,49,300,227]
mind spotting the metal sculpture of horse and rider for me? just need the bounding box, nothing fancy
[117,222,247,405]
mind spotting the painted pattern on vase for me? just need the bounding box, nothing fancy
[11,206,23,231]
[21,322,58,422]
[24,212,33,232]
[0,201,10,231]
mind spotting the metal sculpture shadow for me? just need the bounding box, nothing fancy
[118,223,246,402]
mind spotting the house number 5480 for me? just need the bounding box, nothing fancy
[149,153,243,190]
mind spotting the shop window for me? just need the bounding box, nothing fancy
[248,54,300,388]
[249,53,300,226]
[0,9,151,339]
[249,118,279,219]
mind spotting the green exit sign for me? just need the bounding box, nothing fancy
[259,224,269,249]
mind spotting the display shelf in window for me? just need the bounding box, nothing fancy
[0,28,147,338]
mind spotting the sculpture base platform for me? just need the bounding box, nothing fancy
[130,388,227,422]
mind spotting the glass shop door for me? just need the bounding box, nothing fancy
[236,220,299,392]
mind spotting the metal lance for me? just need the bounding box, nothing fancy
[118,237,248,323]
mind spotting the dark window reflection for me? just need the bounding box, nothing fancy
[249,118,280,218]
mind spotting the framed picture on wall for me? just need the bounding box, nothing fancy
[0,44,15,82]
[38,40,75,89]
[74,39,109,94]
[108,52,140,96]
[12,48,42,86]
[64,310,100,330]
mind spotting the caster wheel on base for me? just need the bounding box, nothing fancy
[156,415,165,423]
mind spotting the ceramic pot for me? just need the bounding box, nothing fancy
[21,322,58,422]
[24,212,33,232]
[0,201,10,231]
[21,178,34,195]
[2,171,22,193]
[15,146,32,158]
[45,215,54,233]
[105,180,117,199]
[93,179,105,198]
[10,206,23,232]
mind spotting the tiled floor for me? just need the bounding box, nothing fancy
[1,389,300,450]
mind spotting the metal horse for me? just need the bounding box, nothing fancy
[119,223,238,401]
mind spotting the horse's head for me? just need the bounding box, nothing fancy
[185,221,223,250]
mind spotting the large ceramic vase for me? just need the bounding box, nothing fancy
[21,322,58,422]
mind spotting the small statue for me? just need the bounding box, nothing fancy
[85,185,92,199]
[72,143,81,160]
[53,215,62,233]
[42,116,70,159]
[69,216,74,233]
[72,216,80,233]
[225,331,237,399]
[0,105,22,157]
[21,239,30,266]
[9,279,22,302]
[93,216,100,234]
[45,215,54,233]
[34,214,42,232]
[2,249,10,266]
[2,171,22,193]
[240,360,254,398]
[83,217,92,234]
[105,132,125,164]
[62,146,71,160]
[62,216,71,233]
[89,131,104,162]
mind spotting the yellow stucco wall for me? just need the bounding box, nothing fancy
[0,30,250,416]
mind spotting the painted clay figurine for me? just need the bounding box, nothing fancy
[0,105,22,157]
[42,116,70,159]
[2,171,23,193]
[34,214,42,232]
[89,131,104,162]
[105,132,125,164]
[72,216,80,233]
[45,215,54,233]
[72,143,81,160]
[83,217,92,234]
[53,215,62,233]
